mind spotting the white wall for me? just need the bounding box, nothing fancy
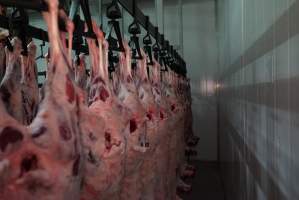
[218,0,299,199]
[182,0,218,160]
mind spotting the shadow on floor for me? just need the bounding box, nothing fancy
[180,161,225,200]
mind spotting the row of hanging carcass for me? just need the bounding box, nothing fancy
[0,1,198,200]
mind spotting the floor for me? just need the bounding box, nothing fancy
[180,161,225,200]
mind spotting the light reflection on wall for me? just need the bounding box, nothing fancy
[193,79,217,97]
[191,79,220,98]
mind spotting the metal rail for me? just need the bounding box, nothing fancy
[0,0,187,74]
[0,14,89,53]
[0,0,48,11]
[116,0,186,72]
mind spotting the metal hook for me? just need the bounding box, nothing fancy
[107,0,121,20]
[80,0,96,39]
[9,8,28,56]
[69,0,80,20]
[106,0,124,52]
[143,16,153,65]
[35,31,46,60]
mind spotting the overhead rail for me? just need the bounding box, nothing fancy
[0,0,187,76]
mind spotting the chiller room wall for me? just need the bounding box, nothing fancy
[217,0,299,199]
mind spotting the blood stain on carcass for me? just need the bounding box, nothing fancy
[171,104,176,111]
[0,127,23,151]
[130,119,137,133]
[99,86,109,102]
[66,76,75,103]
[59,124,72,141]
[105,132,112,150]
[146,112,153,121]
[160,111,164,120]
[20,154,38,177]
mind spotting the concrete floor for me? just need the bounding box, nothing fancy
[180,161,225,200]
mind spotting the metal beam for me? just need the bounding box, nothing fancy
[0,14,89,53]
[0,0,186,69]
[0,0,48,11]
